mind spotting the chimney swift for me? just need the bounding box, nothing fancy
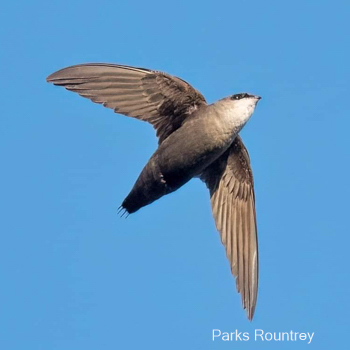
[47,63,260,320]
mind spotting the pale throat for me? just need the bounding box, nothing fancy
[232,104,255,126]
[223,102,255,130]
[209,99,257,144]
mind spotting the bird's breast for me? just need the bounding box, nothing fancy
[156,114,238,183]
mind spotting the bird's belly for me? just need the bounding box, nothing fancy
[156,123,235,189]
[122,115,240,213]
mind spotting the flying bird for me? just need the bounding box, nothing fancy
[47,63,261,320]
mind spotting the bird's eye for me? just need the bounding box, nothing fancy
[231,93,249,100]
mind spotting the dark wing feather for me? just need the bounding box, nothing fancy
[46,63,206,143]
[201,136,258,320]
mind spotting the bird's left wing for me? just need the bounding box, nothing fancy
[200,136,258,320]
[46,63,206,144]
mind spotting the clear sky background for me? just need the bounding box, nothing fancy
[1,0,349,349]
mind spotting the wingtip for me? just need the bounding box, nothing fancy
[247,309,255,321]
[45,65,74,83]
[46,70,60,83]
[247,302,257,321]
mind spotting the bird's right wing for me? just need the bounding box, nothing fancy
[200,136,258,320]
[47,63,207,144]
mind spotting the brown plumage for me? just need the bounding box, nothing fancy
[46,63,206,144]
[200,137,258,320]
[47,63,260,320]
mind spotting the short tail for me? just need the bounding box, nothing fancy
[117,205,129,218]
[120,157,170,214]
[121,192,150,214]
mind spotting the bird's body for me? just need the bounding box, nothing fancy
[47,63,261,320]
[123,98,255,213]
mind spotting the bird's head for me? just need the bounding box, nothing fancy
[215,93,261,127]
[229,92,261,107]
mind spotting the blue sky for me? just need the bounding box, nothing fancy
[1,0,349,349]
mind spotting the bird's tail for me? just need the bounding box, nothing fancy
[120,157,169,214]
